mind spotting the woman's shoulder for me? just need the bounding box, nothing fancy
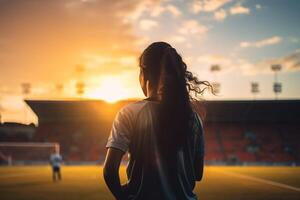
[118,100,150,116]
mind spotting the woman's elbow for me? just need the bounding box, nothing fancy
[195,158,204,181]
[197,169,204,181]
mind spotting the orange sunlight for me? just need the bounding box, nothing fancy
[86,76,130,103]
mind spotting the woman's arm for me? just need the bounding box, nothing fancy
[103,148,126,200]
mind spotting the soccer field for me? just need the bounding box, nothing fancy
[0,166,300,200]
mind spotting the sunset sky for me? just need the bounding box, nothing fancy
[0,0,300,124]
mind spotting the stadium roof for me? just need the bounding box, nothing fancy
[25,99,130,123]
[202,100,300,123]
[26,99,300,123]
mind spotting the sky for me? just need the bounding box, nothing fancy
[0,0,300,124]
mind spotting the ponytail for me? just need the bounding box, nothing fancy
[139,42,213,156]
[157,47,193,153]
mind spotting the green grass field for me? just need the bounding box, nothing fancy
[0,166,300,200]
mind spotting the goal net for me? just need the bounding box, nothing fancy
[0,142,60,165]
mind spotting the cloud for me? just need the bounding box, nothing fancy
[165,4,181,17]
[150,5,165,17]
[83,54,138,72]
[191,0,232,13]
[238,50,300,75]
[196,54,246,77]
[255,4,262,10]
[196,49,300,76]
[229,4,250,15]
[121,0,162,21]
[161,20,208,46]
[179,20,208,35]
[240,36,282,48]
[196,54,238,76]
[214,9,227,21]
[193,1,250,22]
[289,37,299,44]
[195,56,249,75]
[139,19,158,30]
[134,36,151,48]
[168,35,187,44]
[122,1,180,21]
[266,49,300,72]
[0,0,169,94]
[197,54,232,66]
[148,4,181,17]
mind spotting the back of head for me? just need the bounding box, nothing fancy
[139,41,212,158]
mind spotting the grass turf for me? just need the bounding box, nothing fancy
[0,166,299,200]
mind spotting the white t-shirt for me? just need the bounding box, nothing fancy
[106,100,149,153]
[106,99,204,155]
[105,99,205,199]
[50,153,62,168]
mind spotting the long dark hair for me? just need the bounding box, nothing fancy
[139,42,212,156]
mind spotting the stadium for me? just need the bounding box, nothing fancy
[1,99,300,165]
[1,99,300,199]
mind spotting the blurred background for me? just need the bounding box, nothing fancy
[0,0,300,166]
[0,0,299,124]
[0,2,300,200]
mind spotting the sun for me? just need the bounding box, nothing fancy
[86,76,128,103]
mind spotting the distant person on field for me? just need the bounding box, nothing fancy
[50,147,62,182]
[103,42,211,200]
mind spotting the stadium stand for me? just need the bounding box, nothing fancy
[0,122,35,142]
[1,100,300,165]
[0,123,40,163]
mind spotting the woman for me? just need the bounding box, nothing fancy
[103,42,211,200]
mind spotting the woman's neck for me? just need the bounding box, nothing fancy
[146,94,162,101]
[146,85,161,101]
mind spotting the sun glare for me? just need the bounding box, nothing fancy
[86,76,129,103]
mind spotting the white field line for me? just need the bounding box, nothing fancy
[216,169,300,192]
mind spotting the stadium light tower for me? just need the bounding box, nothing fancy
[210,64,221,94]
[75,64,86,97]
[251,82,259,100]
[76,82,85,96]
[21,83,31,124]
[21,83,31,95]
[56,83,64,97]
[271,64,282,100]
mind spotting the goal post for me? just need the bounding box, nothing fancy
[0,142,60,165]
